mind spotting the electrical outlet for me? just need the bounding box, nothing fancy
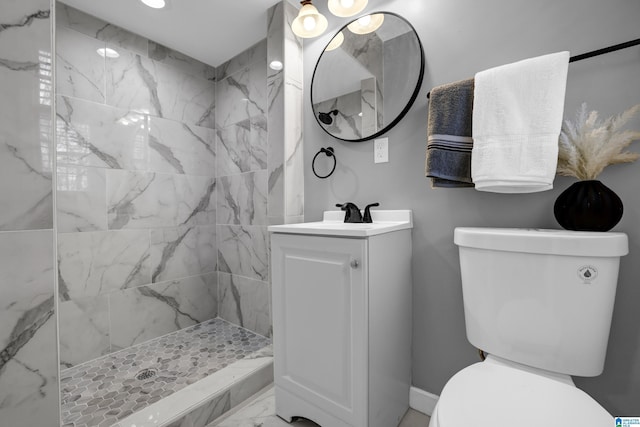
[374,137,388,163]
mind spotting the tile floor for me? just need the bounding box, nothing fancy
[60,318,271,427]
[209,386,431,427]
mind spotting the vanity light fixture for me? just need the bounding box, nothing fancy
[324,31,344,51]
[140,0,166,9]
[347,13,384,35]
[96,47,120,58]
[327,0,368,18]
[291,0,328,38]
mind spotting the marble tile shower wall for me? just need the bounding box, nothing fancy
[55,4,220,369]
[215,39,271,338]
[0,1,293,424]
[0,0,59,425]
[266,1,305,228]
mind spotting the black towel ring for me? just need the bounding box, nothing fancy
[312,147,336,179]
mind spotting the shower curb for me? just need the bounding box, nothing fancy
[112,351,273,427]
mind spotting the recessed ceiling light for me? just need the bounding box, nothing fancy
[140,0,166,9]
[96,47,120,58]
[269,60,284,71]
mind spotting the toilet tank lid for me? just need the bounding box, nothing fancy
[454,227,628,257]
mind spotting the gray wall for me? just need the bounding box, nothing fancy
[303,0,640,415]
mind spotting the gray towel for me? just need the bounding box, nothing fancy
[425,78,475,188]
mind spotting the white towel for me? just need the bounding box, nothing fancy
[471,51,570,193]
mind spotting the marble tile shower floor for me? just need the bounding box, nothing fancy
[60,318,271,427]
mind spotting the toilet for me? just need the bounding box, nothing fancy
[430,227,628,427]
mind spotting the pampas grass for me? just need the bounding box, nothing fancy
[557,103,640,180]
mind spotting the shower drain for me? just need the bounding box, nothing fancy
[135,368,157,381]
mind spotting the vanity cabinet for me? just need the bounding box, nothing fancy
[269,211,412,427]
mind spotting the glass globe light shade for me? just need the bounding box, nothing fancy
[327,0,368,18]
[324,31,345,51]
[347,13,384,35]
[291,2,328,38]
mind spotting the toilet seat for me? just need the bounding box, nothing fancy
[432,357,611,427]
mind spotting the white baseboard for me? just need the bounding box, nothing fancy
[409,386,439,416]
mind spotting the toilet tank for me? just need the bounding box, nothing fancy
[454,227,628,377]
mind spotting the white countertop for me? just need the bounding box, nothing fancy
[268,210,413,237]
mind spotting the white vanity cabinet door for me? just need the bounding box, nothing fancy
[271,233,368,427]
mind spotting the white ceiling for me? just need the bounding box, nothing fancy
[60,0,285,67]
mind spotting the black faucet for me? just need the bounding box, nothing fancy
[336,202,380,223]
[363,203,380,223]
[336,203,363,223]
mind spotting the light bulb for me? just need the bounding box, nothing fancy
[358,15,371,26]
[328,0,367,18]
[303,15,317,31]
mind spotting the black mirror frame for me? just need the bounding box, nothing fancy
[310,11,425,143]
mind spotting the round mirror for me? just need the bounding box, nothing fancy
[311,12,424,142]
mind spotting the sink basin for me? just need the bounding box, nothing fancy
[268,210,412,237]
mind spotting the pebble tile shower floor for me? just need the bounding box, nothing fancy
[60,318,271,427]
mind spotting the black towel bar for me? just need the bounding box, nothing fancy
[426,37,640,99]
[568,37,640,63]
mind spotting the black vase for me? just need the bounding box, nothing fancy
[554,180,623,232]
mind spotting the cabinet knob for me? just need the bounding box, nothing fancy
[350,259,359,269]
